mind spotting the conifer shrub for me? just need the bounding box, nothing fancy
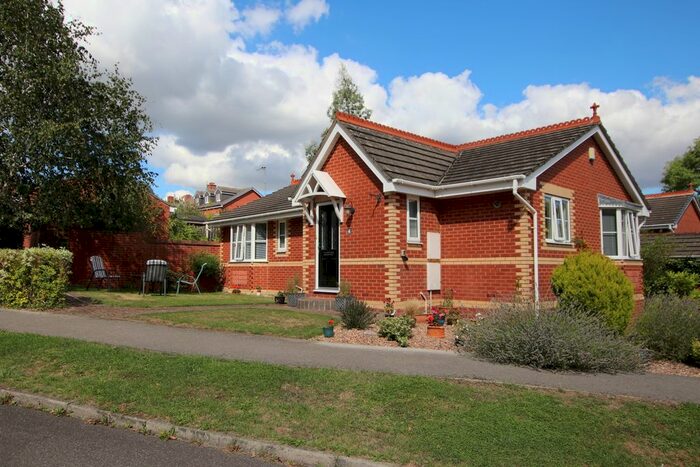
[551,251,634,333]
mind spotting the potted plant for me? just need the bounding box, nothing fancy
[334,279,353,311]
[322,319,335,338]
[274,291,285,304]
[384,298,396,317]
[426,307,446,338]
[285,275,305,307]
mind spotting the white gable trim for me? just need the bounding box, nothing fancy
[522,126,649,217]
[292,123,391,208]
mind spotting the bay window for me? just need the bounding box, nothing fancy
[230,223,268,262]
[407,197,421,243]
[544,195,571,243]
[600,208,640,259]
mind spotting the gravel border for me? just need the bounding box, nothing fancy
[0,388,394,467]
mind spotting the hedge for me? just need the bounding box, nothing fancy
[0,248,72,309]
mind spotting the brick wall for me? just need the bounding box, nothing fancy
[536,137,644,303]
[70,229,219,286]
[221,217,304,293]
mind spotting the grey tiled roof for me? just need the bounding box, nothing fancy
[213,184,300,221]
[643,194,695,229]
[442,125,596,184]
[340,121,456,185]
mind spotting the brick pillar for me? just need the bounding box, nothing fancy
[384,194,401,301]
[514,194,534,299]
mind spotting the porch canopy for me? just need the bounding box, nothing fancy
[296,170,346,225]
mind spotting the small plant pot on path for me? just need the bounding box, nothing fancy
[274,295,286,304]
[426,325,445,338]
[322,326,335,338]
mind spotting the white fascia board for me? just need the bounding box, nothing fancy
[522,127,598,190]
[292,123,391,206]
[391,175,524,199]
[435,179,517,198]
[206,208,302,226]
[522,126,649,217]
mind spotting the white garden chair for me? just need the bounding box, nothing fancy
[176,263,207,295]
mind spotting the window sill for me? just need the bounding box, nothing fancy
[407,241,422,246]
[545,241,573,247]
[314,288,339,294]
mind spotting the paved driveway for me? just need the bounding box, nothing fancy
[0,309,698,403]
[0,404,274,467]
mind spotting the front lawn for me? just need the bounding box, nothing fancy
[136,308,336,339]
[68,289,270,308]
[1,331,698,466]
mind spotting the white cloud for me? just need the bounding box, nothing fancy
[61,0,700,194]
[285,0,329,32]
[236,5,282,37]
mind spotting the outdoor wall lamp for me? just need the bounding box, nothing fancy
[345,203,356,216]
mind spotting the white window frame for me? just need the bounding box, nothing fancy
[407,197,421,244]
[600,208,640,260]
[544,195,571,244]
[277,220,287,253]
[229,223,268,262]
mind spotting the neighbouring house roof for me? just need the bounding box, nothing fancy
[642,190,698,230]
[195,186,260,210]
[642,233,700,258]
[209,184,300,224]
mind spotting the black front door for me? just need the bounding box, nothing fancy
[318,204,339,289]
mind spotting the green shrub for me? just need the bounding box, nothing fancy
[692,339,700,364]
[631,295,700,362]
[551,251,634,333]
[456,302,643,373]
[662,270,699,297]
[640,236,672,296]
[169,217,207,241]
[341,299,375,330]
[189,251,221,279]
[378,316,414,347]
[0,248,72,309]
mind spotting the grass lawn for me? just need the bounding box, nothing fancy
[69,289,270,308]
[136,308,336,339]
[1,332,698,466]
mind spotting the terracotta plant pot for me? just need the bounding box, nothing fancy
[426,325,445,338]
[414,314,429,324]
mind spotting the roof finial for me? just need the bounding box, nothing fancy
[590,102,600,118]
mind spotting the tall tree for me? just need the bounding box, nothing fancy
[305,64,372,163]
[661,137,700,192]
[0,0,157,240]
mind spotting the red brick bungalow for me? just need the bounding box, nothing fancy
[208,110,649,309]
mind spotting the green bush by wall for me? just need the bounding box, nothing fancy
[551,251,634,333]
[0,248,72,309]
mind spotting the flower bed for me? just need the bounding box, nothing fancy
[313,322,457,351]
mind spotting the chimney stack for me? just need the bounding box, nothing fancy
[167,195,175,203]
[207,182,217,192]
[290,173,300,185]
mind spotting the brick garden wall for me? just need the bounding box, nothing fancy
[69,229,219,287]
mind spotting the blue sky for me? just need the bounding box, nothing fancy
[63,0,700,197]
[254,0,699,105]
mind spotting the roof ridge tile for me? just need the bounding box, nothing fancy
[456,116,600,150]
[646,190,696,199]
[335,112,460,152]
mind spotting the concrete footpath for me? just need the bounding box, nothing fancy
[0,309,698,403]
